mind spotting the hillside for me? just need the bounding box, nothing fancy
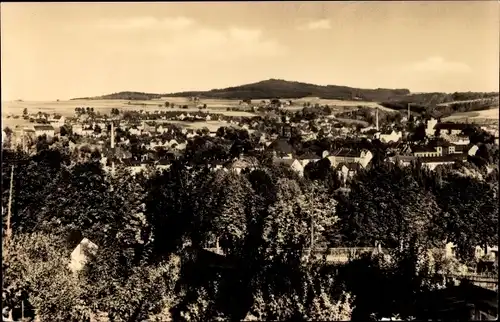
[71,79,498,117]
[72,79,411,102]
[380,93,499,117]
[162,79,411,101]
[72,91,163,101]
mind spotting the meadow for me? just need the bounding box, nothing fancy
[443,107,499,125]
[1,97,390,130]
[1,98,255,129]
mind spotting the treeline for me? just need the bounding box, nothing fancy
[164,79,411,101]
[381,92,499,117]
[2,136,498,320]
[75,79,411,102]
[72,91,164,101]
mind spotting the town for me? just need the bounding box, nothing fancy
[3,98,499,178]
[2,2,499,322]
[2,94,499,321]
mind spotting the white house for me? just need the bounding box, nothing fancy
[49,115,66,128]
[33,125,55,138]
[129,128,141,136]
[376,130,403,143]
[69,238,98,274]
[425,118,439,137]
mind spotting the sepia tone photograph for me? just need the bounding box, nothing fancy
[1,1,499,321]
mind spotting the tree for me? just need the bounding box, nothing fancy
[336,163,442,254]
[4,126,13,137]
[433,172,498,261]
[3,233,90,321]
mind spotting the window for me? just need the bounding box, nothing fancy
[449,146,455,154]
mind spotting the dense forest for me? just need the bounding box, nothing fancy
[72,91,164,101]
[2,131,498,321]
[72,79,411,101]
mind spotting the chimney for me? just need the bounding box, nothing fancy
[375,107,379,131]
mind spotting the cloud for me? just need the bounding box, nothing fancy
[88,16,287,62]
[406,56,472,74]
[111,25,287,61]
[97,16,195,31]
[297,19,331,31]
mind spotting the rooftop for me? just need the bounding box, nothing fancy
[33,125,55,131]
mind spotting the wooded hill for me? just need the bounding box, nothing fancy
[72,79,498,116]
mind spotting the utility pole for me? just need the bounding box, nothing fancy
[310,216,315,250]
[407,103,411,121]
[111,122,115,177]
[376,107,379,131]
[6,165,14,245]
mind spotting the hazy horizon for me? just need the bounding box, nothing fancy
[2,2,499,101]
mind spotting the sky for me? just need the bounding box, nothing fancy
[1,2,499,101]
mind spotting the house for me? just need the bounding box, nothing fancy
[442,134,470,146]
[122,159,153,175]
[388,155,417,167]
[326,148,373,168]
[33,125,55,138]
[227,157,259,174]
[49,115,66,128]
[297,152,321,167]
[155,159,171,171]
[129,127,141,136]
[156,125,169,134]
[419,154,468,170]
[426,118,474,136]
[336,162,362,182]
[272,157,304,176]
[68,238,98,274]
[375,130,403,143]
[411,140,467,158]
[268,139,294,159]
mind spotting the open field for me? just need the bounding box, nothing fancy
[1,99,257,130]
[1,99,257,116]
[443,107,499,125]
[286,97,395,112]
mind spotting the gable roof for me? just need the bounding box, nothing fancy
[268,139,294,154]
[297,152,321,160]
[336,162,362,172]
[418,154,467,163]
[412,145,437,153]
[272,157,297,167]
[331,148,361,158]
[33,125,55,131]
[434,122,471,131]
